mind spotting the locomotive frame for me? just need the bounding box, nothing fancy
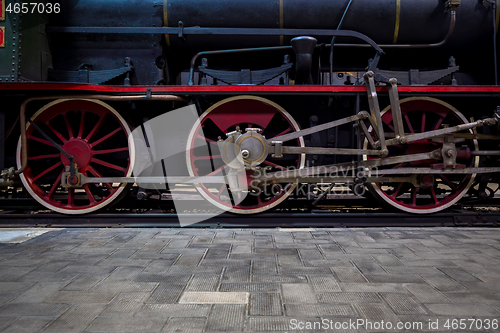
[2,0,500,216]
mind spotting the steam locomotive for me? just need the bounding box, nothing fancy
[2,0,500,215]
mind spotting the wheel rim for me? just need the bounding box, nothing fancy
[364,97,478,214]
[17,99,135,214]
[186,96,305,214]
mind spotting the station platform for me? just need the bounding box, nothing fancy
[0,227,499,332]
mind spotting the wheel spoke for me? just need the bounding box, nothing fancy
[91,158,126,172]
[92,147,129,155]
[216,185,226,199]
[63,113,74,139]
[421,111,426,133]
[83,184,96,203]
[271,127,292,139]
[192,155,222,161]
[439,174,458,192]
[48,170,63,198]
[28,154,60,161]
[27,135,57,148]
[87,166,114,191]
[85,115,106,142]
[207,164,228,177]
[404,114,415,133]
[32,161,62,182]
[67,188,75,206]
[430,187,439,204]
[195,133,218,144]
[78,111,85,139]
[46,122,68,144]
[262,160,287,171]
[434,116,445,131]
[90,128,122,148]
[411,187,418,206]
[390,182,403,198]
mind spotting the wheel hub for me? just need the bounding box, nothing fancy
[218,128,268,170]
[60,139,92,168]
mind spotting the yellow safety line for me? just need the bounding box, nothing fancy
[279,0,284,46]
[164,0,170,47]
[393,0,401,44]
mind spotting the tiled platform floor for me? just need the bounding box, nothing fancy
[0,227,499,332]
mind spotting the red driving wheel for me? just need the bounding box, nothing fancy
[186,96,305,214]
[17,99,135,214]
[364,97,478,214]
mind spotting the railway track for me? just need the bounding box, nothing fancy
[0,209,498,228]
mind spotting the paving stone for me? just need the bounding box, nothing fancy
[202,259,251,267]
[352,259,388,275]
[381,293,427,315]
[332,267,367,282]
[62,274,111,291]
[168,266,223,275]
[174,254,204,266]
[421,275,467,292]
[280,266,332,275]
[134,273,191,284]
[365,274,424,283]
[139,303,211,317]
[187,275,220,291]
[85,315,167,332]
[99,292,151,316]
[219,283,280,292]
[309,275,342,292]
[1,317,54,333]
[340,283,408,293]
[426,303,500,316]
[441,292,500,304]
[0,317,17,332]
[163,317,206,333]
[222,266,250,283]
[146,284,185,304]
[249,293,282,315]
[45,291,117,303]
[247,317,295,332]
[438,267,483,282]
[230,245,251,254]
[252,275,307,283]
[229,253,274,260]
[10,282,67,303]
[277,255,302,266]
[299,249,324,260]
[205,304,245,331]
[44,303,106,332]
[285,303,356,316]
[354,303,399,323]
[179,292,248,304]
[91,281,158,293]
[282,284,317,303]
[105,267,144,282]
[253,260,278,275]
[304,259,352,267]
[403,283,451,303]
[317,292,381,303]
[0,302,70,317]
[371,254,404,267]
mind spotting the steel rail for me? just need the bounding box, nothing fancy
[0,211,497,228]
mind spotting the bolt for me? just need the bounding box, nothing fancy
[241,150,250,158]
[446,149,456,158]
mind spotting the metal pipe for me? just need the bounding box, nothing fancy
[334,10,457,49]
[188,30,383,85]
[14,94,186,177]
